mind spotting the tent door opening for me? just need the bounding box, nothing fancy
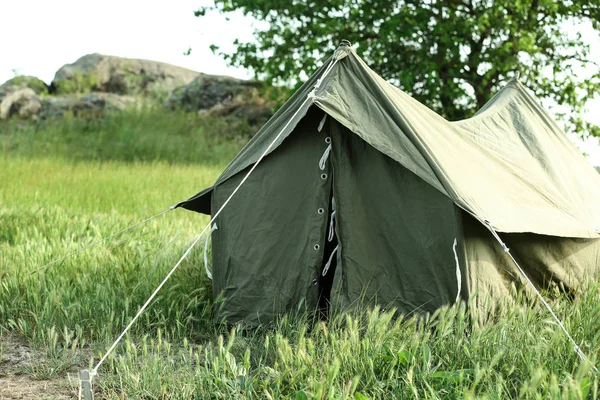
[318,185,338,320]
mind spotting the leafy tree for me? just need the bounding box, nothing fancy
[197,0,600,136]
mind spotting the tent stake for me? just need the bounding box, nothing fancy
[79,369,94,400]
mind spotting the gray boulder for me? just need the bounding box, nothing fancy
[0,76,48,97]
[42,92,136,118]
[165,74,260,111]
[0,88,42,120]
[51,54,200,96]
[166,74,274,131]
[0,89,136,120]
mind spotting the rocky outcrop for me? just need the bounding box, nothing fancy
[51,54,200,96]
[165,74,260,111]
[0,76,49,120]
[0,54,275,135]
[0,88,42,120]
[166,74,274,130]
[43,92,137,118]
[0,76,48,96]
[0,90,136,120]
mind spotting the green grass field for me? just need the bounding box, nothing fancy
[1,110,599,399]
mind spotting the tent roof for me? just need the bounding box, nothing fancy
[179,45,600,239]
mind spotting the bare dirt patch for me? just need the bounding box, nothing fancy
[0,335,76,400]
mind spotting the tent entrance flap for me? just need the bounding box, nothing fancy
[208,108,337,324]
[318,185,339,320]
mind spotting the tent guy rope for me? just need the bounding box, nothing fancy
[30,206,175,275]
[78,56,342,399]
[484,220,598,374]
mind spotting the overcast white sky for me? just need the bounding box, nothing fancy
[0,0,252,83]
[1,0,600,163]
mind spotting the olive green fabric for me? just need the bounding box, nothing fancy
[210,107,332,324]
[328,121,466,314]
[463,213,600,313]
[178,44,600,323]
[184,46,600,237]
[315,49,600,238]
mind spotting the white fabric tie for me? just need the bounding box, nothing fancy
[328,211,336,242]
[328,197,336,242]
[322,244,339,276]
[318,114,328,132]
[203,223,218,280]
[319,144,332,170]
[453,238,461,303]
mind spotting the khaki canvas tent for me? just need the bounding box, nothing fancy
[176,42,600,325]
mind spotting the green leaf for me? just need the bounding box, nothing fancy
[200,0,600,138]
[397,349,412,368]
[421,343,431,374]
[580,377,591,398]
[295,390,309,400]
[355,392,372,400]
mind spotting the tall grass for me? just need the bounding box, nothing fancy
[0,107,243,165]
[1,111,599,398]
[0,155,217,347]
[100,298,600,399]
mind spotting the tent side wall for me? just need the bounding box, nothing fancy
[210,107,334,325]
[462,213,600,313]
[328,121,468,314]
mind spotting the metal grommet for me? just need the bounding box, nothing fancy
[312,279,318,285]
[318,208,324,215]
[320,173,327,180]
[314,244,320,250]
[325,137,331,144]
